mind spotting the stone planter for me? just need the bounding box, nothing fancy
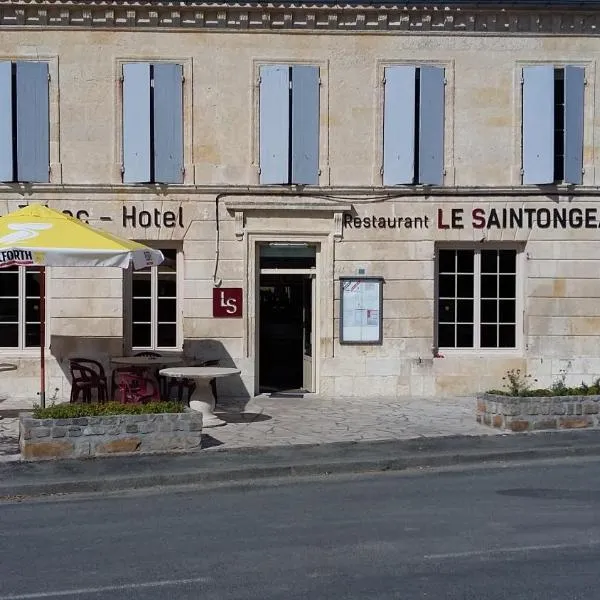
[19,411,203,460]
[477,392,600,432]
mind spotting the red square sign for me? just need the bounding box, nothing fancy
[213,288,243,318]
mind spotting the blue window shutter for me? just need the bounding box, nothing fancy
[123,63,151,183]
[563,66,584,185]
[291,65,320,185]
[383,66,416,185]
[15,62,49,183]
[0,62,13,182]
[418,66,445,185]
[522,65,554,184]
[259,65,290,184]
[153,64,183,184]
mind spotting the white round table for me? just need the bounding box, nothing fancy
[159,366,241,428]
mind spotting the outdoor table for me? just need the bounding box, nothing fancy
[110,356,183,367]
[159,366,241,428]
[111,356,183,400]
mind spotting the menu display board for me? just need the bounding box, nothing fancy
[340,277,383,344]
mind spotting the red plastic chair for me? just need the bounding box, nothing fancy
[117,371,160,404]
[69,359,108,404]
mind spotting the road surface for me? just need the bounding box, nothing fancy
[1,457,600,599]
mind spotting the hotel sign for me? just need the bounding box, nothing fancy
[9,204,185,228]
[213,288,243,318]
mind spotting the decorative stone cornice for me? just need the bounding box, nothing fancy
[0,1,599,34]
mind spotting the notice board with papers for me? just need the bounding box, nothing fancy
[339,277,383,344]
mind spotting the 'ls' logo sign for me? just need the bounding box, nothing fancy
[212,288,243,318]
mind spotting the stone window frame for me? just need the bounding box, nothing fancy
[434,242,525,355]
[0,54,61,185]
[374,58,455,187]
[122,242,184,352]
[250,58,330,186]
[513,59,595,186]
[112,57,194,185]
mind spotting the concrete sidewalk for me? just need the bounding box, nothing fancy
[3,394,600,498]
[0,394,496,461]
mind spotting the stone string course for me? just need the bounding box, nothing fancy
[19,411,203,460]
[0,2,598,34]
[477,393,600,433]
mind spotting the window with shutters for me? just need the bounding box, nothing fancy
[382,65,445,186]
[521,65,585,185]
[0,266,43,349]
[436,247,522,351]
[124,248,181,351]
[0,61,50,183]
[259,64,320,185]
[121,63,184,184]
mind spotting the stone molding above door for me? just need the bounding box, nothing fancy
[224,197,351,242]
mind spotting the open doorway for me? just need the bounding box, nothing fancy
[258,244,316,394]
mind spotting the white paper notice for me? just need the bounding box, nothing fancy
[341,279,381,342]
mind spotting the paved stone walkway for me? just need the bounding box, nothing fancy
[0,394,499,461]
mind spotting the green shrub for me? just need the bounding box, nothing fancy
[488,370,600,397]
[501,369,537,397]
[32,401,185,419]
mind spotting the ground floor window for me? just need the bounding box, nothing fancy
[125,248,179,350]
[0,266,42,349]
[437,247,518,349]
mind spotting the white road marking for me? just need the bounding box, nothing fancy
[425,540,600,561]
[0,577,212,599]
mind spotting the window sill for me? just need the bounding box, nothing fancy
[435,348,523,357]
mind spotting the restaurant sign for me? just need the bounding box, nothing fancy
[343,206,600,231]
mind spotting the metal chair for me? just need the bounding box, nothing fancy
[69,358,108,404]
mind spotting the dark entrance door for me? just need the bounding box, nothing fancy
[259,274,304,392]
[258,243,316,393]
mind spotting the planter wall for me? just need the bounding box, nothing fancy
[477,393,600,432]
[19,411,203,460]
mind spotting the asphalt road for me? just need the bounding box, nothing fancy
[1,457,600,599]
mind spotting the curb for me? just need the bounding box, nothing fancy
[2,430,600,498]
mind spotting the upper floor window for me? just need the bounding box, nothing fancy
[437,248,519,350]
[0,61,49,183]
[382,65,445,186]
[259,64,320,185]
[0,266,42,349]
[122,63,183,184]
[522,65,584,185]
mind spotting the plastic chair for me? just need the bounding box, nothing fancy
[167,359,219,405]
[117,371,160,404]
[111,366,143,402]
[134,351,166,397]
[69,358,108,404]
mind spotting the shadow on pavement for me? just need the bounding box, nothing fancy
[217,412,272,424]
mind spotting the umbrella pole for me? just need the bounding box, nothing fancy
[39,267,46,409]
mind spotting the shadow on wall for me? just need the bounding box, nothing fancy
[49,336,250,405]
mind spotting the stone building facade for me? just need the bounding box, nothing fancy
[1,0,600,402]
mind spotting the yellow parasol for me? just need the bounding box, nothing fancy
[0,204,164,406]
